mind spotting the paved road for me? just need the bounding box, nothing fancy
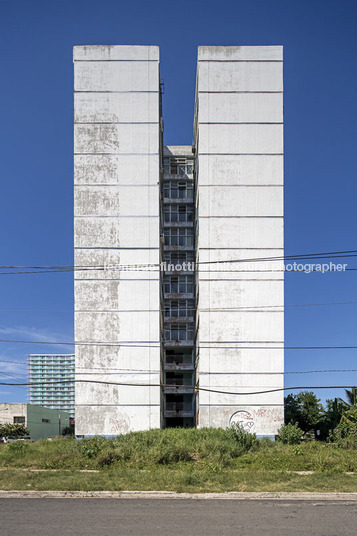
[1,498,356,535]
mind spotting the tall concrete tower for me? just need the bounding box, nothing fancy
[194,46,284,435]
[73,45,284,437]
[74,46,161,436]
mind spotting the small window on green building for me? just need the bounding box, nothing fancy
[13,416,25,424]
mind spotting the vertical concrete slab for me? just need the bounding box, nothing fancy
[195,46,284,436]
[74,46,161,436]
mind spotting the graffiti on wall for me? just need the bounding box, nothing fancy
[229,407,283,432]
[229,410,255,431]
[108,415,130,434]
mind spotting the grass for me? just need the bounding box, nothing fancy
[0,428,356,492]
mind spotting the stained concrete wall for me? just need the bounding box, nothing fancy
[74,46,161,436]
[195,46,284,436]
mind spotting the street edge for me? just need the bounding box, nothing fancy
[1,491,357,500]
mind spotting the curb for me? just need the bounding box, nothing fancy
[1,491,357,500]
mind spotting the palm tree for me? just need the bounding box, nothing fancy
[339,387,357,408]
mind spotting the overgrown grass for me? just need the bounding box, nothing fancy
[0,468,356,493]
[0,428,356,492]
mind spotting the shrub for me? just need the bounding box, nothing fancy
[226,423,257,450]
[80,436,106,459]
[328,406,357,450]
[0,423,30,438]
[97,449,124,467]
[277,423,303,445]
[7,441,30,453]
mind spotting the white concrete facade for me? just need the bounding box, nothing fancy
[74,46,161,436]
[73,45,284,437]
[194,46,284,436]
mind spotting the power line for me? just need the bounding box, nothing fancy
[1,300,357,313]
[1,338,357,350]
[1,360,357,375]
[0,248,357,274]
[1,378,356,396]
[0,372,27,390]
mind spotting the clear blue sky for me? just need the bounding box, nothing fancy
[0,0,356,406]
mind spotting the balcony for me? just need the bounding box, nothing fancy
[164,402,194,418]
[163,381,195,395]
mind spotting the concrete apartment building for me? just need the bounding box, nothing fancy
[28,354,75,417]
[74,45,284,437]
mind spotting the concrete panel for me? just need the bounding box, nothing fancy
[199,374,283,390]
[74,45,159,62]
[197,155,283,185]
[74,124,159,154]
[198,389,283,407]
[75,280,160,312]
[74,92,159,123]
[198,311,284,342]
[74,249,159,280]
[74,186,159,217]
[198,348,284,374]
[198,61,283,92]
[74,154,160,185]
[199,124,283,154]
[75,311,159,342]
[76,378,161,406]
[75,404,161,436]
[198,266,284,282]
[74,61,159,92]
[198,46,283,61]
[198,248,283,263]
[198,405,284,435]
[199,92,283,123]
[74,217,159,248]
[198,280,284,308]
[198,218,283,249]
[75,345,160,371]
[75,280,160,311]
[199,186,283,217]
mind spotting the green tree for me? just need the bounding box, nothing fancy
[277,423,303,445]
[62,424,75,436]
[329,405,357,449]
[0,423,30,438]
[325,398,345,428]
[284,391,324,435]
[318,398,345,439]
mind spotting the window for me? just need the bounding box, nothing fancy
[164,228,194,247]
[164,275,194,294]
[165,372,194,386]
[13,416,25,424]
[164,205,194,223]
[164,300,195,318]
[163,158,194,176]
[42,418,51,423]
[164,323,195,341]
[163,181,193,199]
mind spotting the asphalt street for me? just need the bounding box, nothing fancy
[1,498,356,535]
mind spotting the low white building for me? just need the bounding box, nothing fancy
[0,403,70,440]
